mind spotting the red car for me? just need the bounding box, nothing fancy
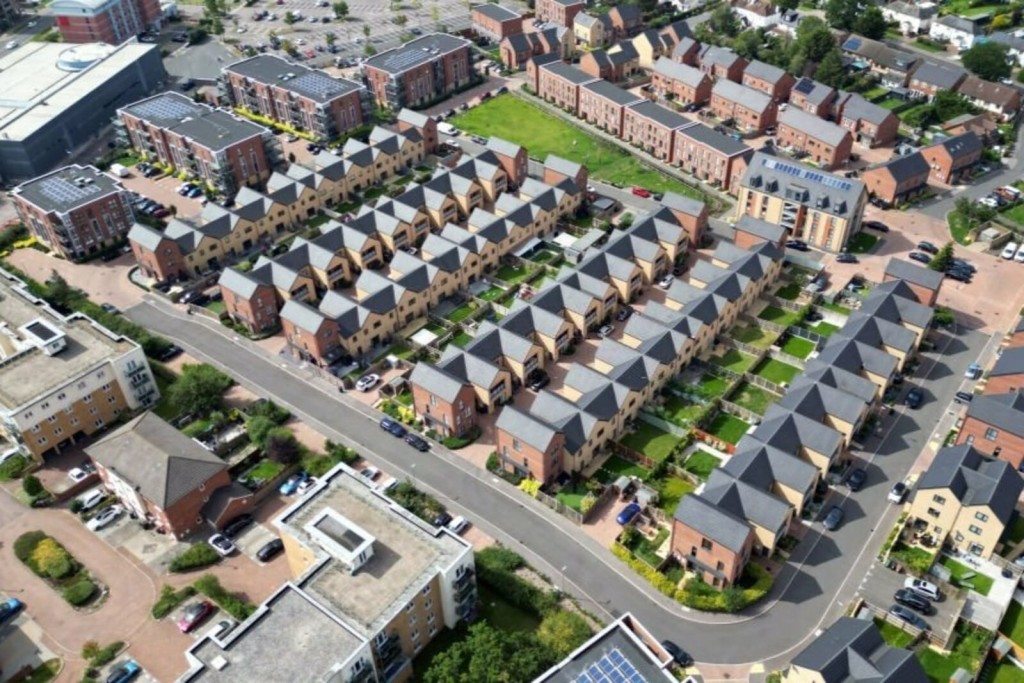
[177,601,214,633]
[631,187,651,198]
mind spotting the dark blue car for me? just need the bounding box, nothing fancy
[380,417,408,438]
[616,503,641,525]
[0,597,22,626]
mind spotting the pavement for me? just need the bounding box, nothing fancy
[856,562,964,645]
[124,294,993,670]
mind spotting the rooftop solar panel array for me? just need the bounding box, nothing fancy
[37,176,102,205]
[570,649,651,683]
[762,157,852,192]
[127,94,201,123]
[289,72,346,100]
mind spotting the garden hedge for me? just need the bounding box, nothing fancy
[195,575,255,621]
[152,584,197,619]
[169,543,221,573]
[475,548,558,617]
[63,579,97,606]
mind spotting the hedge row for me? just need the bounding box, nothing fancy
[194,574,256,621]
[610,544,677,596]
[475,549,558,617]
[152,584,197,619]
[63,579,97,606]
[169,543,221,573]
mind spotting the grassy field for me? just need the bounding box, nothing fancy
[730,325,776,349]
[1000,600,1024,647]
[555,481,589,512]
[1002,204,1024,227]
[729,381,777,415]
[619,423,683,462]
[947,209,975,245]
[710,349,759,374]
[758,305,803,327]
[596,455,651,483]
[781,336,816,359]
[754,358,802,385]
[496,264,531,284]
[478,286,506,301]
[706,413,750,445]
[451,95,706,200]
[682,450,721,480]
[939,556,994,596]
[980,662,1024,683]
[801,320,843,338]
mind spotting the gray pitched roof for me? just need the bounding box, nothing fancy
[743,59,788,85]
[884,258,944,291]
[989,346,1024,377]
[712,79,773,114]
[700,45,743,69]
[791,617,929,682]
[816,337,898,381]
[545,154,583,179]
[676,122,751,156]
[735,215,785,243]
[472,2,520,21]
[866,151,929,182]
[581,79,645,106]
[777,380,867,426]
[626,100,690,129]
[652,56,707,88]
[779,107,850,147]
[860,283,933,329]
[726,440,818,496]
[837,92,896,126]
[910,61,967,89]
[791,77,834,105]
[540,61,599,85]
[224,54,363,103]
[800,361,878,406]
[673,494,752,553]
[410,363,467,403]
[86,413,227,509]
[916,445,1023,525]
[966,390,1024,439]
[753,407,844,459]
[702,469,790,533]
[936,14,981,35]
[661,191,706,217]
[740,153,865,218]
[575,11,601,28]
[495,406,560,453]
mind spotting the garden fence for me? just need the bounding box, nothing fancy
[719,399,761,425]
[609,441,658,470]
[739,372,787,396]
[582,485,619,524]
[253,464,300,505]
[638,410,692,438]
[665,382,713,406]
[666,463,700,487]
[766,348,808,370]
[787,325,824,346]
[857,601,932,646]
[690,428,736,455]
[535,489,584,525]
[727,338,771,359]
[764,295,804,313]
[698,359,744,384]
[741,312,788,335]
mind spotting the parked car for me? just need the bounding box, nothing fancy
[360,466,380,481]
[528,370,550,391]
[954,391,974,403]
[631,187,652,198]
[598,324,615,337]
[77,488,107,512]
[965,363,983,380]
[379,417,407,438]
[68,466,92,483]
[433,511,453,528]
[0,598,23,627]
[917,241,939,255]
[178,601,215,633]
[905,387,924,409]
[87,504,123,531]
[658,274,674,288]
[296,477,317,495]
[208,533,237,557]
[945,268,971,283]
[888,482,908,504]
[256,538,285,562]
[661,640,693,667]
[1016,244,1024,263]
[904,577,941,601]
[889,604,929,630]
[616,502,642,525]
[155,344,183,361]
[908,251,932,265]
[951,258,976,273]
[845,468,867,492]
[447,515,469,534]
[822,505,844,530]
[221,513,254,538]
[785,239,809,251]
[105,660,141,683]
[616,306,635,321]
[835,252,858,264]
[405,433,430,452]
[355,374,381,392]
[864,220,889,232]
[894,588,934,614]
[278,472,308,495]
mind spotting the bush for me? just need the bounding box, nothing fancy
[63,579,97,606]
[22,474,43,497]
[246,399,290,424]
[90,641,124,667]
[0,454,29,481]
[32,538,75,579]
[194,574,256,621]
[265,428,300,464]
[475,548,557,617]
[518,479,540,498]
[486,452,500,472]
[675,563,773,612]
[477,547,525,573]
[152,584,197,619]
[14,530,46,563]
[246,415,276,447]
[169,543,221,573]
[610,544,677,596]
[442,425,481,450]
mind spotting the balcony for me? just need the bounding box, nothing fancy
[381,656,409,683]
[452,566,474,590]
[349,660,376,683]
[376,634,401,666]
[454,580,476,604]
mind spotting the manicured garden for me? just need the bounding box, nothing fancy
[450,331,475,348]
[14,531,100,607]
[595,455,651,484]
[449,302,480,323]
[847,232,879,254]
[618,423,683,462]
[730,324,777,349]
[655,476,696,513]
[980,662,1024,683]
[710,349,759,374]
[940,556,994,596]
[555,481,590,512]
[753,358,802,385]
[729,381,777,415]
[681,450,721,480]
[659,395,706,427]
[917,622,992,683]
[758,305,803,327]
[999,600,1024,648]
[801,319,843,338]
[680,373,731,400]
[496,264,532,284]
[873,617,916,648]
[706,413,751,445]
[478,286,507,302]
[780,336,816,359]
[775,282,802,301]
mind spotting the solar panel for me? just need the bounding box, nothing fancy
[762,157,853,192]
[289,72,345,100]
[845,37,862,50]
[38,176,101,206]
[129,94,200,123]
[794,78,815,94]
[570,649,652,683]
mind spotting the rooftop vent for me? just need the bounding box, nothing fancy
[210,656,229,671]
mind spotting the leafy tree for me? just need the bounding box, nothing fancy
[619,213,634,229]
[22,474,43,497]
[430,5,440,21]
[824,0,858,30]
[394,13,408,26]
[733,30,763,61]
[788,51,808,77]
[332,0,348,18]
[707,6,740,38]
[929,242,955,272]
[423,623,553,683]
[32,538,74,579]
[325,32,336,45]
[814,48,846,88]
[777,0,798,9]
[932,90,974,123]
[962,41,1012,81]
[246,415,276,447]
[992,13,1013,30]
[853,6,887,40]
[284,10,296,24]
[167,363,233,416]
[793,19,836,63]
[537,612,593,660]
[363,23,371,37]
[266,427,300,464]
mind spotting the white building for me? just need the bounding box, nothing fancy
[732,0,779,29]
[881,1,937,36]
[929,14,982,51]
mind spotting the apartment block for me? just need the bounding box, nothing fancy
[0,267,158,463]
[741,60,795,102]
[833,92,899,148]
[13,164,135,260]
[221,55,369,143]
[920,132,983,184]
[957,391,1024,470]
[471,3,523,40]
[908,444,1022,557]
[537,61,597,112]
[578,80,645,136]
[788,77,836,118]
[860,152,930,207]
[672,123,753,194]
[649,57,712,107]
[536,0,586,27]
[51,0,161,44]
[775,108,853,171]
[620,100,689,161]
[362,34,473,110]
[709,80,777,136]
[118,92,279,196]
[735,153,867,252]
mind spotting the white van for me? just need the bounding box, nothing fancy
[109,163,129,178]
[437,122,459,136]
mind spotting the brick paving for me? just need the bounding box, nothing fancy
[6,247,144,312]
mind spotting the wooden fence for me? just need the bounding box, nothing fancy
[764,294,805,313]
[609,441,659,469]
[766,347,808,370]
[691,427,737,455]
[728,337,771,359]
[742,312,788,335]
[535,489,584,525]
[638,410,692,437]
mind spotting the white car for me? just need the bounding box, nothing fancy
[979,197,1000,209]
[86,505,123,531]
[1002,242,1019,260]
[360,466,380,481]
[598,324,615,337]
[296,477,317,495]
[904,577,941,601]
[5,40,18,50]
[68,467,90,483]
[658,274,674,289]
[447,515,469,534]
[208,533,237,557]
[77,488,106,512]
[1016,245,1024,263]
[355,374,380,392]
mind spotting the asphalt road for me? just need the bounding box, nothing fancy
[125,297,991,667]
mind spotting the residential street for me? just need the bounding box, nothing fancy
[125,297,992,669]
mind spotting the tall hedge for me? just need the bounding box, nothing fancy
[474,548,557,617]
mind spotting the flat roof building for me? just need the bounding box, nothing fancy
[0,40,166,182]
[362,33,473,110]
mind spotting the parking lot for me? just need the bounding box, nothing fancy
[856,562,964,646]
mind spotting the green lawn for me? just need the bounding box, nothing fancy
[449,303,478,323]
[425,321,448,336]
[710,349,759,374]
[687,374,731,400]
[374,343,415,361]
[682,450,721,480]
[478,286,506,301]
[863,86,890,101]
[914,36,948,53]
[730,325,776,349]
[555,481,589,512]
[775,282,803,301]
[847,232,879,254]
[939,556,994,596]
[496,264,531,284]
[450,331,474,348]
[729,381,777,415]
[656,476,696,513]
[1002,204,1024,227]
[596,455,651,483]
[21,660,61,683]
[801,320,843,338]
[981,662,1024,683]
[917,622,992,683]
[153,374,181,421]
[879,98,907,111]
[706,413,751,445]
[529,249,560,265]
[753,358,802,385]
[873,617,916,649]
[451,95,707,200]
[633,528,670,567]
[758,305,802,327]
[999,600,1024,647]
[899,103,933,123]
[947,209,975,246]
[660,395,706,427]
[244,460,285,485]
[619,423,683,463]
[781,336,816,359]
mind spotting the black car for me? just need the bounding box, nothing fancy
[945,268,971,283]
[256,538,284,562]
[905,387,924,409]
[786,239,810,251]
[836,252,858,264]
[951,258,976,273]
[528,371,550,391]
[405,433,430,452]
[954,390,974,403]
[889,604,929,630]
[805,310,823,322]
[616,306,635,321]
[823,505,844,531]
[222,513,254,538]
[433,511,452,527]
[917,241,939,255]
[908,251,932,265]
[894,589,933,615]
[660,639,693,667]
[864,220,890,232]
[379,417,407,438]
[154,344,183,362]
[845,468,867,491]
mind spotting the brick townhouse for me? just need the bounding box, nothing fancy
[832,92,899,148]
[537,61,597,113]
[788,77,836,117]
[410,363,480,438]
[650,57,712,107]
[578,80,645,136]
[882,259,943,308]
[525,52,562,92]
[494,408,567,485]
[860,152,930,207]
[775,108,853,171]
[957,391,1024,469]
[362,33,473,109]
[535,0,586,28]
[673,123,753,195]
[607,4,643,40]
[471,3,523,41]
[920,132,982,184]
[500,26,572,71]
[741,60,795,102]
[907,61,967,101]
[621,100,691,161]
[573,12,606,48]
[985,347,1024,395]
[671,36,700,66]
[709,80,777,135]
[698,45,747,82]
[221,55,369,143]
[578,46,639,83]
[13,164,135,260]
[671,494,755,587]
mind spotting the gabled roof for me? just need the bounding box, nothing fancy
[836,92,897,126]
[625,100,691,129]
[777,380,867,426]
[652,56,708,88]
[545,154,584,179]
[734,215,785,243]
[674,494,752,554]
[472,2,520,21]
[791,617,929,682]
[676,121,753,157]
[752,406,844,458]
[539,61,599,85]
[410,363,468,403]
[495,406,560,453]
[700,45,743,69]
[702,469,790,533]
[957,75,1022,109]
[581,78,646,106]
[791,77,834,105]
[966,390,1024,439]
[860,282,933,329]
[884,258,944,291]
[910,61,966,89]
[726,440,818,496]
[864,151,929,182]
[800,361,878,406]
[935,14,981,35]
[743,59,788,85]
[779,107,850,147]
[712,79,773,114]
[917,445,1023,524]
[990,346,1024,377]
[924,131,982,160]
[816,337,898,381]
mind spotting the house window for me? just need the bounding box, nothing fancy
[969,525,982,535]
[975,512,989,522]
[985,428,999,441]
[965,435,975,445]
[932,495,946,505]
[513,438,522,452]
[405,601,414,612]
[700,538,712,551]
[927,508,940,518]
[955,532,964,542]
[421,584,431,596]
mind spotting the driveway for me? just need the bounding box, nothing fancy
[856,562,964,646]
[5,247,144,312]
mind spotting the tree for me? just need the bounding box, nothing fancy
[932,90,974,123]
[32,538,74,579]
[793,20,836,63]
[619,212,634,229]
[707,6,740,38]
[284,10,296,24]
[537,612,593,660]
[776,0,798,9]
[814,48,846,88]
[266,427,300,464]
[246,415,276,447]
[362,23,371,37]
[733,30,763,61]
[422,623,552,683]
[394,13,407,26]
[962,41,1012,81]
[22,474,43,497]
[332,0,348,19]
[430,5,439,21]
[824,0,858,30]
[929,242,955,272]
[853,6,887,40]
[167,363,233,416]
[325,31,336,45]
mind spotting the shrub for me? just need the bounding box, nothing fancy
[247,399,290,424]
[69,499,84,514]
[90,641,124,667]
[0,455,28,481]
[610,544,677,596]
[475,548,557,617]
[81,641,100,660]
[32,538,75,579]
[265,428,301,464]
[169,543,221,572]
[477,547,525,573]
[518,479,541,498]
[486,452,500,472]
[442,425,481,450]
[152,584,197,619]
[63,579,97,606]
[246,415,276,447]
[14,531,46,563]
[22,474,43,497]
[194,574,256,621]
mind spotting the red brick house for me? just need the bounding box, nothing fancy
[882,258,943,307]
[984,347,1024,395]
[661,191,709,246]
[471,3,523,41]
[218,267,283,335]
[673,123,753,194]
[671,36,700,66]
[709,80,777,135]
[127,223,189,283]
[650,57,712,107]
[957,390,1024,470]
[578,46,639,83]
[788,78,837,118]
[544,154,588,190]
[537,61,598,113]
[86,413,251,540]
[833,92,899,148]
[500,27,572,71]
[52,0,161,44]
[362,33,473,110]
[775,108,853,171]
[741,60,795,102]
[860,152,930,207]
[487,137,529,187]
[607,4,643,40]
[494,407,566,485]
[536,0,586,28]
[956,75,1023,122]
[526,52,563,92]
[671,495,754,588]
[397,108,439,154]
[410,363,480,438]
[698,45,747,82]
[920,132,982,184]
[621,100,690,161]
[734,215,786,250]
[578,80,645,136]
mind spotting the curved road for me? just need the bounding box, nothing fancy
[127,298,989,668]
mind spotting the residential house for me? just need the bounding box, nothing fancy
[989,30,1024,67]
[537,61,598,112]
[361,33,473,109]
[607,4,643,40]
[650,57,713,107]
[543,154,588,190]
[956,76,1022,122]
[494,407,566,486]
[471,3,523,41]
[907,61,967,101]
[929,14,982,50]
[709,80,778,135]
[535,0,586,28]
[671,36,700,66]
[882,259,943,307]
[920,132,982,184]
[397,108,439,154]
[573,12,606,47]
[500,27,573,70]
[833,92,899,148]
[860,152,930,207]
[985,347,1024,394]
[660,191,708,247]
[732,0,779,29]
[909,444,1023,556]
[957,391,1024,470]
[699,45,747,83]
[632,29,674,69]
[486,137,529,187]
[525,52,563,92]
[840,36,919,88]
[788,78,836,118]
[410,363,479,438]
[741,60,795,102]
[785,617,929,683]
[621,100,691,161]
[578,80,645,136]
[775,108,853,170]
[701,469,792,557]
[733,215,786,250]
[671,494,755,587]
[881,1,936,36]
[672,123,753,194]
[943,113,1000,145]
[86,413,248,540]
